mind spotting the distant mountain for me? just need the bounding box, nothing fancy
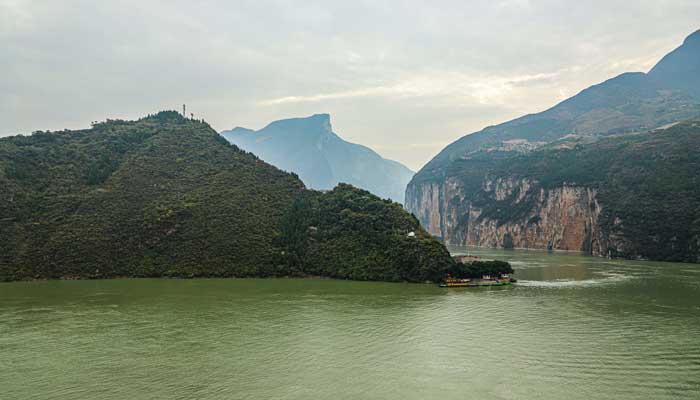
[406,30,700,262]
[0,111,454,282]
[221,114,414,203]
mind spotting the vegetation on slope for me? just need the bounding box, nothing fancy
[275,184,455,282]
[0,112,304,280]
[0,112,454,282]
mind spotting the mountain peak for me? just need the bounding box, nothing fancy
[231,126,255,134]
[261,113,333,137]
[683,29,700,45]
[647,30,700,97]
[301,113,332,131]
[306,113,332,133]
[309,113,330,122]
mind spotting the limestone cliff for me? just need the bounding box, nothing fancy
[406,177,629,256]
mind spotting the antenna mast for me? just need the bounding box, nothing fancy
[182,104,186,117]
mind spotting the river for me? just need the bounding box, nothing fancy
[1,248,699,399]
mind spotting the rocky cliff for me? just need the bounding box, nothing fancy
[406,177,631,256]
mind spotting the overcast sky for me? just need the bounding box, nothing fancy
[1,1,698,170]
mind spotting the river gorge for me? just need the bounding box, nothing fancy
[1,248,698,399]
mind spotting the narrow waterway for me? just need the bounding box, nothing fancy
[1,248,698,399]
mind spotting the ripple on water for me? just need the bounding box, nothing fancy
[516,272,633,288]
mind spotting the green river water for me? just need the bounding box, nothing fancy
[1,247,699,399]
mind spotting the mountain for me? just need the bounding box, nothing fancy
[412,120,700,262]
[221,114,414,203]
[648,30,700,97]
[0,111,454,282]
[406,31,700,262]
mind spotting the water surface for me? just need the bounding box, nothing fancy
[1,248,699,399]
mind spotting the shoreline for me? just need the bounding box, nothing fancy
[0,274,439,285]
[447,244,657,262]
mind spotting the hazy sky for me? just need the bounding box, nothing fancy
[1,0,698,170]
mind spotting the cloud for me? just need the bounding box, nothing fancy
[259,71,561,106]
[259,87,395,105]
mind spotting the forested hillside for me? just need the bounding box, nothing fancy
[276,184,454,282]
[0,112,453,281]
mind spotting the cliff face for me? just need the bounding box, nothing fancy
[407,177,624,255]
[405,180,444,238]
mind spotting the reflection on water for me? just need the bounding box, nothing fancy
[1,248,699,400]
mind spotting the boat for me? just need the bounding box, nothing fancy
[439,278,472,287]
[439,274,514,288]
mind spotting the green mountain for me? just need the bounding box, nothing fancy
[277,184,455,282]
[406,31,700,262]
[221,114,414,204]
[0,112,453,282]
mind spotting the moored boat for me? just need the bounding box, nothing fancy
[439,273,515,288]
[439,277,472,287]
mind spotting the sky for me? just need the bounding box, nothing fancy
[1,1,699,170]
